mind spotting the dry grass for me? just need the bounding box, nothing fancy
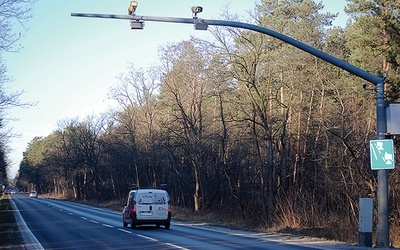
[0,194,24,249]
[392,225,400,248]
[172,206,262,231]
[171,206,400,248]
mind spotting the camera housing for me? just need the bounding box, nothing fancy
[128,1,138,15]
[191,6,203,16]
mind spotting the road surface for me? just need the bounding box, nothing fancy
[11,193,353,249]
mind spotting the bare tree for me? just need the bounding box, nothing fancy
[158,39,215,211]
[0,0,36,181]
[109,64,160,187]
[0,0,36,52]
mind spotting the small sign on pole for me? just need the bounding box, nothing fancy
[370,139,395,170]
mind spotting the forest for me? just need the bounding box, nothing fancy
[11,0,400,245]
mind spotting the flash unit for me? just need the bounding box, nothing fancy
[130,20,144,29]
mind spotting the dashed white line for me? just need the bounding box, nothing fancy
[164,243,190,250]
[68,212,73,215]
[102,224,114,228]
[137,234,158,242]
[81,216,88,220]
[90,220,99,224]
[122,231,189,250]
[118,228,133,234]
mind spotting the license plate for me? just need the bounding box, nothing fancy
[141,211,152,216]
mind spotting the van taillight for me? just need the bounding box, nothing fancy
[132,201,137,213]
[168,202,171,212]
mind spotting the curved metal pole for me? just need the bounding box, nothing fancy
[71,12,389,246]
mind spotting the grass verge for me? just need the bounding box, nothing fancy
[0,194,24,249]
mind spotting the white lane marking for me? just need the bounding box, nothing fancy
[121,230,190,250]
[10,197,45,250]
[137,234,158,242]
[59,209,63,212]
[118,228,133,234]
[102,224,114,228]
[81,216,88,220]
[68,212,73,215]
[90,220,99,224]
[62,200,121,216]
[164,243,190,250]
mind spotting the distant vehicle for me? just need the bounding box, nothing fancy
[29,190,38,198]
[122,185,171,229]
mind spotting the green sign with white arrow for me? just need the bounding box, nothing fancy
[370,139,395,170]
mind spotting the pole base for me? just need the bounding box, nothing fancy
[359,232,372,247]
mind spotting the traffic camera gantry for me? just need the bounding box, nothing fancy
[126,1,206,30]
[71,1,390,247]
[72,1,208,30]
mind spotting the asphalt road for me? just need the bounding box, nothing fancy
[11,193,352,250]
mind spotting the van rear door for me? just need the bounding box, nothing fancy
[136,191,169,220]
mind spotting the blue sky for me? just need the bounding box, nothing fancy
[4,0,348,179]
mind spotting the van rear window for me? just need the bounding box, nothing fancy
[155,193,167,204]
[137,192,167,204]
[138,193,154,204]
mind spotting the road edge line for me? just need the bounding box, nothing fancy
[10,196,44,250]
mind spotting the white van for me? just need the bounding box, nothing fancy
[122,187,171,229]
